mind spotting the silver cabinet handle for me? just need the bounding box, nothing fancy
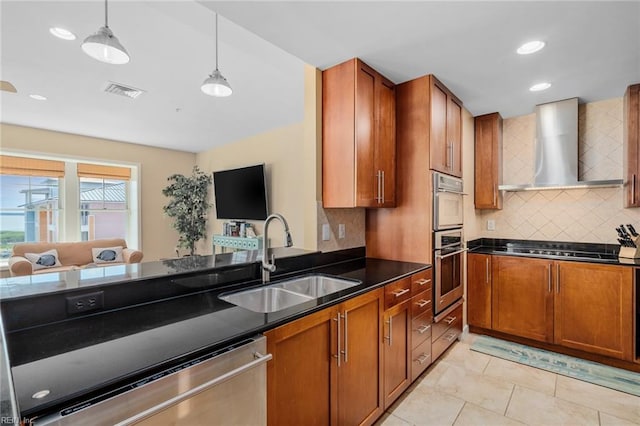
[384,316,393,346]
[416,299,431,308]
[341,312,348,363]
[444,332,457,343]
[435,248,468,259]
[391,288,410,298]
[556,263,560,294]
[416,353,430,365]
[375,170,381,203]
[417,324,431,334]
[548,263,552,293]
[443,316,456,325]
[415,278,431,286]
[114,351,273,426]
[381,170,385,203]
[334,312,341,367]
[485,258,489,284]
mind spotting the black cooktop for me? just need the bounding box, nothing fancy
[508,247,618,260]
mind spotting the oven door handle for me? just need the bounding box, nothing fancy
[435,189,468,196]
[435,248,468,259]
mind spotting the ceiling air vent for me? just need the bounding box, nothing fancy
[103,81,145,99]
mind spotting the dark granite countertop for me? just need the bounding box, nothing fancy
[1,250,429,419]
[467,238,640,266]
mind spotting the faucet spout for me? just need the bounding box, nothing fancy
[261,213,293,283]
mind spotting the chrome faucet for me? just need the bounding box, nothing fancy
[261,213,293,283]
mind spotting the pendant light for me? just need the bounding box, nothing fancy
[201,13,232,97]
[81,0,130,65]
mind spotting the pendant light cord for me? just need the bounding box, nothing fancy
[104,0,109,28]
[215,13,219,71]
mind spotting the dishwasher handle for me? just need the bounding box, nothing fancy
[114,351,272,426]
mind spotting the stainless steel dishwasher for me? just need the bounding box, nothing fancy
[32,335,271,425]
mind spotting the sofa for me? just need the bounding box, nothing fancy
[8,238,143,276]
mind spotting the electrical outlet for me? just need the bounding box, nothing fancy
[66,291,104,315]
[487,219,496,231]
[322,224,330,241]
[338,224,345,239]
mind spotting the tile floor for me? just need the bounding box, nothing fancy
[376,334,640,426]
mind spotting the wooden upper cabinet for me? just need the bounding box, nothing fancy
[554,262,633,361]
[467,253,492,329]
[429,77,463,178]
[474,112,503,209]
[323,58,396,208]
[492,255,554,343]
[623,83,640,207]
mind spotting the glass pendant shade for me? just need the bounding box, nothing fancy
[201,69,233,97]
[82,26,130,64]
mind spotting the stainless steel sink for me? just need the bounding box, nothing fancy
[272,274,360,298]
[219,287,315,313]
[219,274,361,313]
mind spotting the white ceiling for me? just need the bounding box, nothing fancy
[1,1,639,154]
[0,1,305,153]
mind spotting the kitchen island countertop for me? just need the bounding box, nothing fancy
[1,249,429,420]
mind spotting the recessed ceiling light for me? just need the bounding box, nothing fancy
[49,27,76,41]
[517,40,545,55]
[29,94,47,101]
[529,82,551,92]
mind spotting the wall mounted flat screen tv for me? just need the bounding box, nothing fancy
[213,164,269,220]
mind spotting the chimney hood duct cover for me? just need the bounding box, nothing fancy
[535,98,578,186]
[499,98,623,191]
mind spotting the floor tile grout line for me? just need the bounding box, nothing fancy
[451,401,467,426]
[504,383,516,416]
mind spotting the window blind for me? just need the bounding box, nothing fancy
[0,155,65,177]
[77,163,131,180]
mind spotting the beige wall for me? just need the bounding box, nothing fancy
[195,122,309,252]
[0,123,196,261]
[476,97,638,243]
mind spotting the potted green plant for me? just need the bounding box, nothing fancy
[162,166,212,256]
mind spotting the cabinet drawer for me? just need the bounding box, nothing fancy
[411,337,432,382]
[385,277,412,309]
[411,312,432,349]
[411,269,433,294]
[411,290,433,318]
[432,328,459,361]
[432,304,462,341]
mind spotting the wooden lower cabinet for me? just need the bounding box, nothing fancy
[467,253,492,329]
[470,253,635,363]
[338,290,385,425]
[382,299,411,408]
[265,288,383,426]
[554,261,633,361]
[491,255,554,343]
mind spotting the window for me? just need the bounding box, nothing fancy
[0,155,139,263]
[77,163,131,242]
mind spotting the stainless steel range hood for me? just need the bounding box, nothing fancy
[499,98,623,191]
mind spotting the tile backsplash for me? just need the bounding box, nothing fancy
[478,97,638,244]
[317,202,365,252]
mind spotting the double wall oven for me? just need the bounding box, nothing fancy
[433,172,465,315]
